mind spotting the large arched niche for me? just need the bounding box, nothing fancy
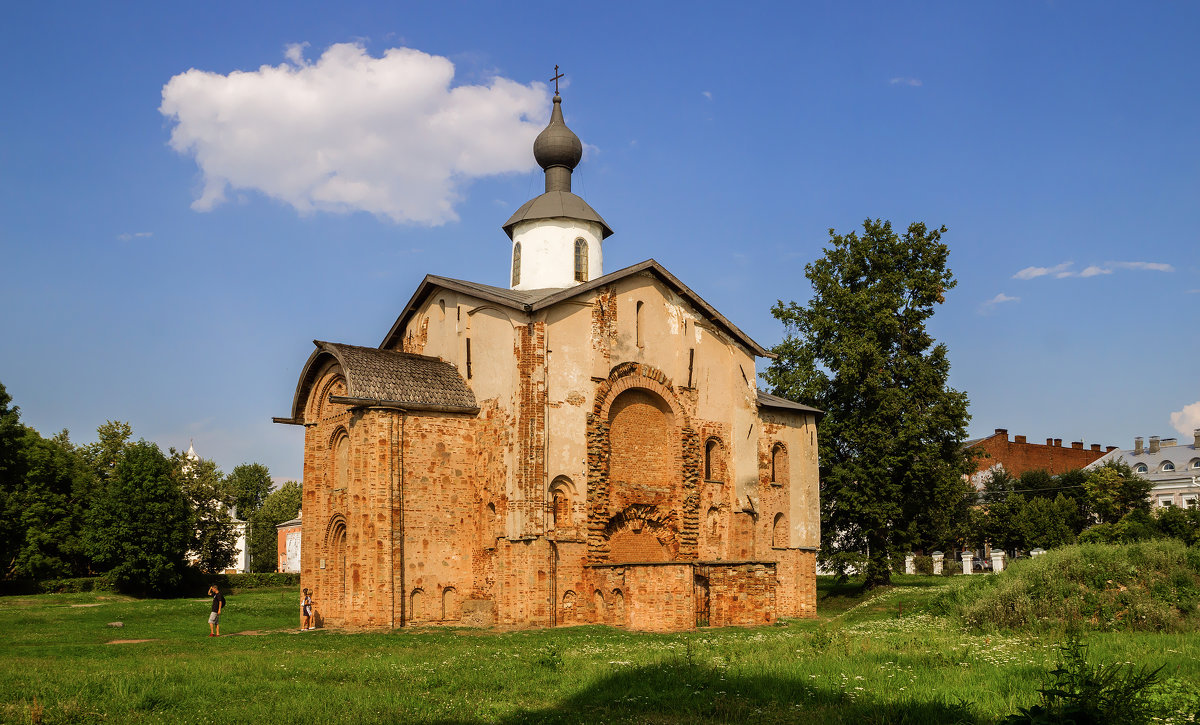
[589,363,699,562]
[607,387,677,504]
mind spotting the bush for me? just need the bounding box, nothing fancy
[942,559,962,576]
[914,555,934,575]
[0,575,116,596]
[183,570,299,593]
[950,541,1200,632]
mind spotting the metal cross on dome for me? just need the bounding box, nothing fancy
[550,65,564,95]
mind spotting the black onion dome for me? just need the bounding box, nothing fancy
[533,95,582,170]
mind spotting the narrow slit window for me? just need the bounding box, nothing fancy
[465,338,472,379]
[512,243,521,287]
[574,238,588,282]
[635,301,644,348]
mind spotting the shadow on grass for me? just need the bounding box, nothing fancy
[432,662,980,725]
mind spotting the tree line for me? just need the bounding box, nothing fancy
[0,381,300,594]
[969,462,1200,551]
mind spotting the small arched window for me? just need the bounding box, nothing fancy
[704,438,722,481]
[1191,459,1200,470]
[550,476,573,529]
[1135,463,1148,473]
[1162,461,1176,472]
[511,242,522,286]
[770,443,788,485]
[574,238,588,282]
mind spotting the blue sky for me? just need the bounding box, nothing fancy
[2,2,1197,481]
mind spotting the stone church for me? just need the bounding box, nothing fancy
[274,91,821,631]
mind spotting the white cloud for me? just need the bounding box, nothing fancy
[980,292,1020,313]
[1013,262,1073,280]
[1170,401,1200,437]
[1013,260,1174,281]
[117,231,153,241]
[889,77,922,87]
[160,43,549,225]
[701,90,713,101]
[1108,261,1174,273]
[283,42,309,66]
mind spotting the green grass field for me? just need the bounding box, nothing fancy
[2,575,1198,724]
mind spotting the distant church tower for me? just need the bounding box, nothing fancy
[502,92,613,290]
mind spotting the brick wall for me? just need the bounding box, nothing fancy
[702,562,777,627]
[968,429,1111,478]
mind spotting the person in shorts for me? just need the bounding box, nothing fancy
[208,584,225,637]
[301,588,313,631]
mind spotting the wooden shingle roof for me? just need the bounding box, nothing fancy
[275,341,477,424]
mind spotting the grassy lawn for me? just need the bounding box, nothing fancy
[1,577,1198,724]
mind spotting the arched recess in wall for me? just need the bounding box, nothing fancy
[511,242,522,286]
[550,476,574,529]
[307,370,347,424]
[770,443,788,485]
[611,589,625,626]
[410,589,425,622]
[324,515,348,623]
[706,506,721,545]
[704,437,724,481]
[608,388,677,499]
[561,590,577,623]
[442,587,459,621]
[772,513,786,548]
[593,589,606,622]
[330,427,351,492]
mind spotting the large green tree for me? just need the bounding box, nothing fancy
[7,429,91,578]
[225,462,273,520]
[0,382,27,576]
[764,219,973,587]
[86,441,192,594]
[1084,460,1152,524]
[173,453,239,573]
[249,480,301,572]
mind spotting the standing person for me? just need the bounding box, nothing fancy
[208,584,225,637]
[301,588,313,631]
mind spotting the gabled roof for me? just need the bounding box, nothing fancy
[756,390,823,418]
[275,341,478,424]
[380,259,774,358]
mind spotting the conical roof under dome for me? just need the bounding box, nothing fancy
[502,94,612,240]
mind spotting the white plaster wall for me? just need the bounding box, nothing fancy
[542,302,594,510]
[511,219,604,290]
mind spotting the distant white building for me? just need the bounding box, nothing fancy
[1086,430,1200,509]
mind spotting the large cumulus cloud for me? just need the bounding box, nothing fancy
[160,43,548,225]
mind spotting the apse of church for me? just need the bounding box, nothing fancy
[275,84,821,631]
